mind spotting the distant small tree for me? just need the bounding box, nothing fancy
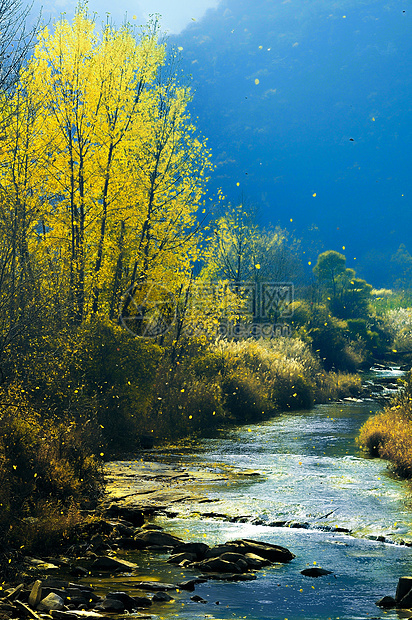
[204,203,302,285]
[390,244,412,289]
[203,202,259,285]
[313,250,372,319]
[331,277,373,319]
[313,250,346,298]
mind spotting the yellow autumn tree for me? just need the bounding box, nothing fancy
[0,8,212,329]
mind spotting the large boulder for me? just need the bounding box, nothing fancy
[244,553,272,568]
[90,556,137,571]
[301,567,332,577]
[172,542,209,559]
[167,552,197,564]
[177,578,207,591]
[204,544,241,559]
[133,530,183,548]
[105,592,139,611]
[221,539,295,563]
[95,598,125,612]
[194,557,243,573]
[376,596,396,608]
[105,505,145,526]
[132,581,175,591]
[396,576,412,604]
[37,593,65,612]
[132,596,153,607]
[219,553,249,571]
[205,572,257,581]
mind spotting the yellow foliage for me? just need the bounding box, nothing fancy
[0,10,212,324]
[358,409,412,477]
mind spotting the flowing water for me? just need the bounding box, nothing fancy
[104,372,412,620]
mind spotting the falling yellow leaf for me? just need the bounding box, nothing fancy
[255,78,260,85]
[178,46,184,51]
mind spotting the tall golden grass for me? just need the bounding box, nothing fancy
[357,372,412,477]
[358,409,412,476]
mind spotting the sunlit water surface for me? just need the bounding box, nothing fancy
[105,394,412,620]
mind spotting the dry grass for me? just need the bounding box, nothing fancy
[357,408,412,477]
[9,500,84,554]
[0,381,103,553]
[384,307,412,352]
[316,371,363,403]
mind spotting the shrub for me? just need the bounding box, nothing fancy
[216,338,318,414]
[146,358,226,438]
[357,371,412,477]
[20,317,164,454]
[8,500,83,555]
[384,308,412,353]
[0,381,103,550]
[357,409,412,477]
[221,367,272,422]
[315,371,362,402]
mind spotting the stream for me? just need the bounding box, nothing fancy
[104,369,412,620]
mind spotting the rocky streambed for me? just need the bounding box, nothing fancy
[0,511,297,619]
[3,366,412,620]
[3,447,412,620]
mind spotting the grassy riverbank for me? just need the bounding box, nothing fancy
[0,318,364,561]
[357,371,412,477]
